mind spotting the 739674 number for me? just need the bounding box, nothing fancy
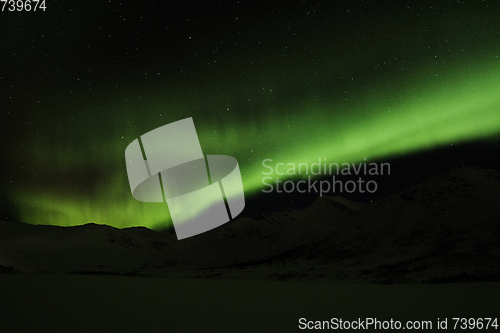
[1,0,46,11]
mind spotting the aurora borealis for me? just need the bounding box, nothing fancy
[1,1,499,230]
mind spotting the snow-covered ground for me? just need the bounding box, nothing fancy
[0,274,498,332]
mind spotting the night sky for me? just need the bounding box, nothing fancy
[1,0,499,230]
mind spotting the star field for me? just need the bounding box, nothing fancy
[1,1,499,229]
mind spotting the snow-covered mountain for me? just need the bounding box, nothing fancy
[1,166,499,283]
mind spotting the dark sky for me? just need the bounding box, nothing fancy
[1,0,499,229]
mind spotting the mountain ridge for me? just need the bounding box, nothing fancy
[1,166,499,283]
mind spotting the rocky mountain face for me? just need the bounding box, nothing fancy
[1,166,499,283]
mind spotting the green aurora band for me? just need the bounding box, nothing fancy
[11,55,500,230]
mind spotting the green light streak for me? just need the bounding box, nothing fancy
[203,59,500,195]
[11,56,500,230]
